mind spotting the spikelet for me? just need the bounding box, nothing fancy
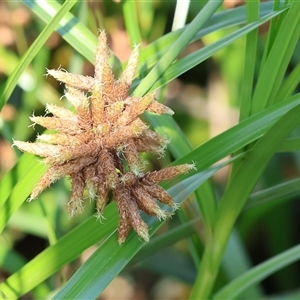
[13,30,195,244]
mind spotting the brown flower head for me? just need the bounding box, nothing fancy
[13,31,194,244]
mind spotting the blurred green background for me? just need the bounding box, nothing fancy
[0,1,300,299]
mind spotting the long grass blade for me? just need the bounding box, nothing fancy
[213,243,300,299]
[0,0,77,111]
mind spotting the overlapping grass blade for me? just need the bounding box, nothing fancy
[172,94,300,170]
[132,218,200,264]
[0,206,118,299]
[147,6,288,92]
[133,0,223,96]
[52,165,225,299]
[231,1,260,180]
[138,1,283,72]
[1,91,299,297]
[190,102,300,299]
[2,91,297,298]
[251,1,300,114]
[0,165,218,299]
[23,0,280,77]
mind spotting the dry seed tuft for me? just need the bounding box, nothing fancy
[14,30,194,244]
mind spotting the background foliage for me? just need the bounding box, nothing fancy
[0,0,300,299]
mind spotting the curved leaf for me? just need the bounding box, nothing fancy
[213,243,300,299]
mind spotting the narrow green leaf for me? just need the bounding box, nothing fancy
[268,6,300,105]
[23,0,96,63]
[122,1,142,45]
[0,154,38,209]
[239,1,259,121]
[213,243,300,299]
[276,62,300,101]
[0,155,46,234]
[245,177,300,211]
[259,1,286,70]
[0,0,77,111]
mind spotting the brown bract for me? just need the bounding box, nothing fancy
[13,31,194,244]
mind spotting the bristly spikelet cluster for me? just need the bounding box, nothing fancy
[13,31,194,244]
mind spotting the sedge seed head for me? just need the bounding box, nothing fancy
[13,30,194,244]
